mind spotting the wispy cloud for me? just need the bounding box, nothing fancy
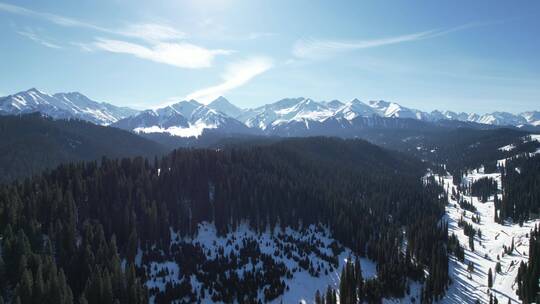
[0,2,111,33]
[225,32,276,41]
[0,2,232,68]
[244,32,276,41]
[90,38,232,69]
[293,23,489,59]
[117,23,187,43]
[186,57,273,103]
[17,28,61,49]
[0,2,185,43]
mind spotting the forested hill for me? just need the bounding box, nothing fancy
[0,137,449,303]
[0,113,167,182]
[352,126,535,177]
[226,136,426,177]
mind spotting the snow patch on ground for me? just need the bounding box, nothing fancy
[498,144,515,152]
[529,134,540,142]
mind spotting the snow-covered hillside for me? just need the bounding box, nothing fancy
[140,222,423,304]
[497,134,540,166]
[435,168,540,303]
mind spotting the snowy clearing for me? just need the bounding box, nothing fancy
[143,222,424,304]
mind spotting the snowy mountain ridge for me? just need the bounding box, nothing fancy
[0,88,137,125]
[233,97,540,133]
[112,98,250,137]
[61,94,540,137]
[2,88,539,137]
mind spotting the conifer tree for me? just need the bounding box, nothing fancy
[315,290,323,304]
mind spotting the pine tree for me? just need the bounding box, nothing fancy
[355,257,364,301]
[488,268,493,288]
[79,294,89,304]
[0,256,6,294]
[16,268,34,304]
[326,286,333,304]
[510,237,514,253]
[339,258,358,304]
[315,290,323,304]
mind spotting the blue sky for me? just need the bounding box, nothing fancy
[0,0,539,113]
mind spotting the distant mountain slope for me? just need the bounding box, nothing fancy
[367,100,427,119]
[207,96,243,118]
[226,97,540,133]
[521,111,540,126]
[0,113,166,182]
[112,97,255,138]
[238,97,334,130]
[0,88,138,125]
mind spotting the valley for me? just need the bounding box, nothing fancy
[0,106,539,303]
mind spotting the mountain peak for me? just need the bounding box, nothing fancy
[368,100,390,108]
[324,100,344,110]
[333,99,376,120]
[23,87,49,96]
[59,91,85,97]
[210,96,229,103]
[26,87,42,93]
[168,99,202,119]
[207,96,243,118]
[298,98,316,106]
[53,91,90,101]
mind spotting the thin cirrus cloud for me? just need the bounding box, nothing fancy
[118,23,187,42]
[0,2,111,33]
[0,2,184,42]
[292,23,489,59]
[16,28,62,49]
[186,57,273,103]
[91,38,233,69]
[0,2,229,69]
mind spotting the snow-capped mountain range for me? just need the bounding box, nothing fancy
[0,88,137,125]
[1,88,539,137]
[112,96,540,137]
